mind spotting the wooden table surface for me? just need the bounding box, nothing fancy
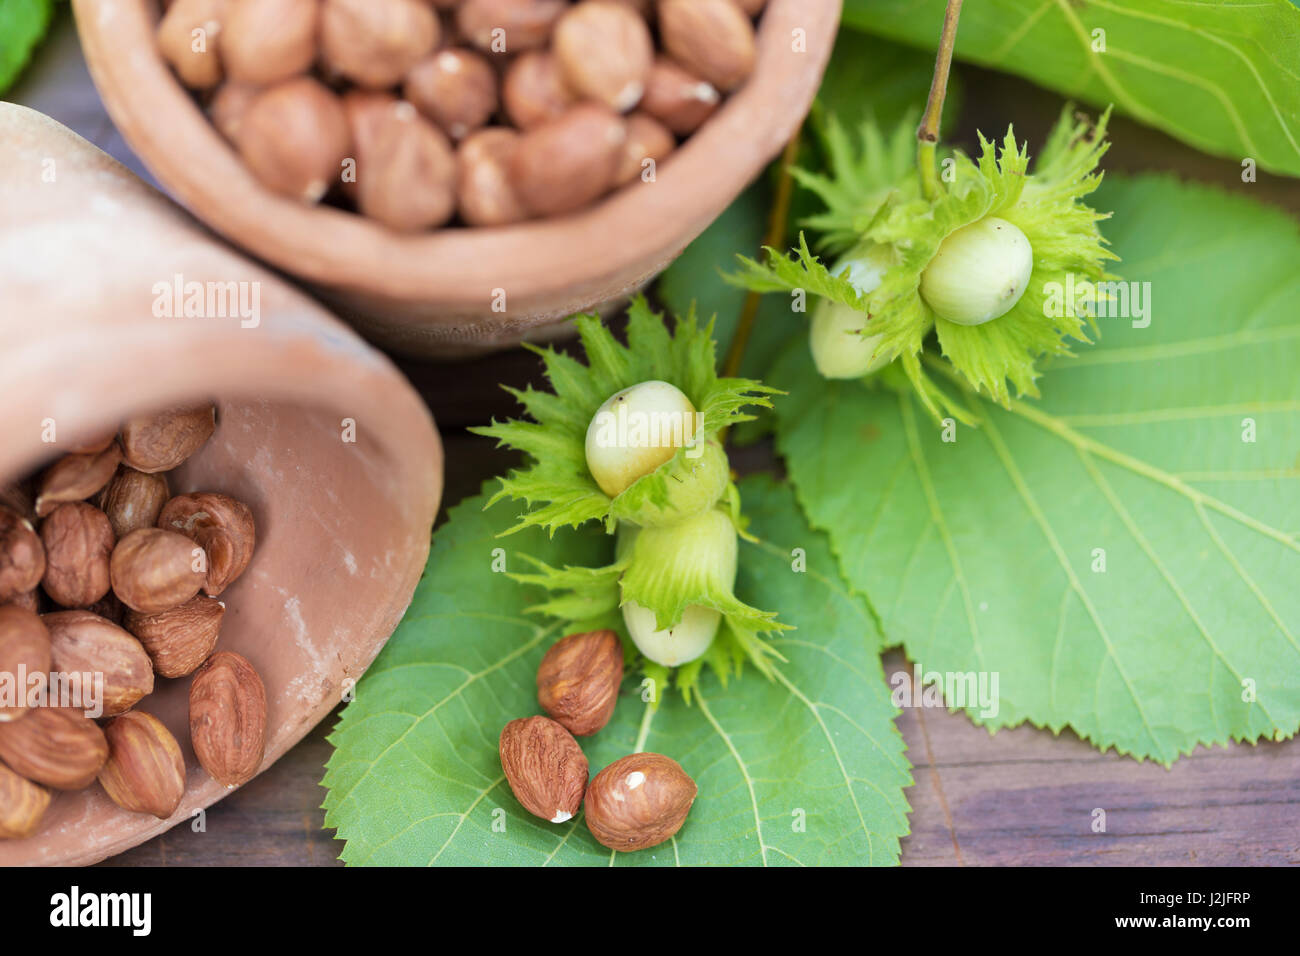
[10,12,1299,868]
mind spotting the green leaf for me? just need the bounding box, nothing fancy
[322,479,913,865]
[842,0,1300,178]
[771,173,1300,764]
[0,0,52,94]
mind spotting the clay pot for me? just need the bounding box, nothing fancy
[0,104,443,865]
[72,0,840,357]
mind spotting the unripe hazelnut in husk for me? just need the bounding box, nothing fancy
[919,216,1034,326]
[584,379,699,498]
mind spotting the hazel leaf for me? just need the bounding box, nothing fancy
[771,174,1300,765]
[322,479,913,865]
[843,0,1300,178]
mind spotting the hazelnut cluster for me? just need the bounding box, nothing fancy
[156,0,766,230]
[0,404,267,840]
[498,628,698,852]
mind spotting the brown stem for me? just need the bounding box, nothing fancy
[721,133,801,381]
[918,0,964,199]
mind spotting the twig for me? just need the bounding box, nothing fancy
[918,0,964,200]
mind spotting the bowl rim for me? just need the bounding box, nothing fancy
[73,0,843,324]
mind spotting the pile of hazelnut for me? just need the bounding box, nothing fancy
[156,0,767,230]
[0,403,267,840]
[500,629,697,852]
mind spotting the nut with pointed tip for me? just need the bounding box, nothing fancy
[536,629,623,736]
[554,1,654,112]
[34,443,122,518]
[640,57,719,136]
[510,104,627,217]
[100,467,170,540]
[456,128,528,227]
[0,507,45,604]
[119,403,216,474]
[157,0,228,91]
[658,0,756,93]
[498,716,588,823]
[156,492,255,598]
[190,651,267,789]
[125,594,225,679]
[0,605,51,722]
[614,112,675,186]
[45,610,155,717]
[321,0,439,89]
[220,0,318,87]
[342,95,457,232]
[40,502,115,609]
[235,78,352,203]
[111,528,207,614]
[405,49,499,141]
[98,711,187,819]
[0,707,109,790]
[0,761,50,839]
[502,51,575,130]
[584,752,697,851]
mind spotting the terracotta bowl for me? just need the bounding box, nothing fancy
[0,104,443,865]
[72,0,842,358]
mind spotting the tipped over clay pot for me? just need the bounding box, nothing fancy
[0,104,443,865]
[72,0,841,358]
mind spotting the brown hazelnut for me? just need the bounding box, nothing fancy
[536,629,623,736]
[209,82,260,143]
[502,51,575,130]
[44,610,155,718]
[510,103,626,217]
[584,752,697,851]
[221,0,318,86]
[658,0,756,92]
[734,0,768,14]
[456,128,528,227]
[405,49,499,141]
[100,467,170,540]
[124,594,224,679]
[0,605,50,722]
[189,651,267,789]
[0,761,50,839]
[157,0,228,91]
[110,528,207,614]
[457,0,567,54]
[98,711,187,819]
[498,716,588,823]
[235,78,352,203]
[342,94,457,232]
[156,492,256,598]
[641,56,720,135]
[66,427,119,456]
[0,708,109,791]
[0,507,45,603]
[614,112,675,185]
[553,1,653,112]
[39,502,115,609]
[0,481,35,524]
[321,0,439,89]
[4,590,40,616]
[119,402,216,474]
[34,443,122,518]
